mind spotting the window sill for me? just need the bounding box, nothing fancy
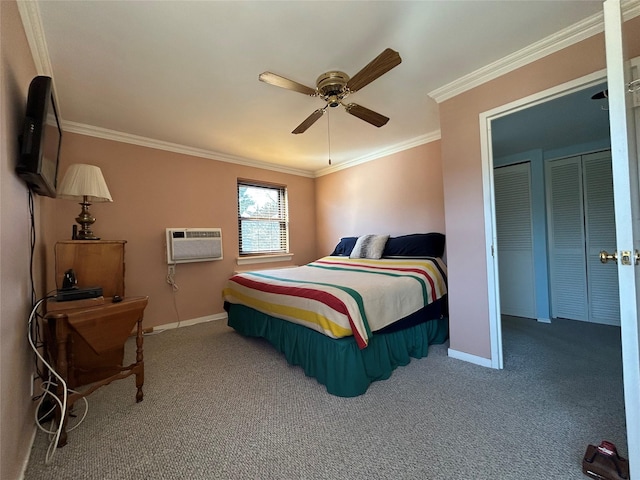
[236,253,294,266]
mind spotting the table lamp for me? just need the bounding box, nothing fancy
[57,164,113,240]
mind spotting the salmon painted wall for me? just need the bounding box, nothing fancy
[1,1,44,477]
[440,15,640,360]
[315,141,445,256]
[44,133,317,329]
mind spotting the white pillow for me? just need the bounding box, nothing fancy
[349,234,389,259]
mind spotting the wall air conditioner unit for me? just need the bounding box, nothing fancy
[166,228,223,264]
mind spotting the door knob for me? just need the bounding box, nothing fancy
[599,250,618,264]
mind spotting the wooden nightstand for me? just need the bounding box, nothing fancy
[45,239,148,446]
[44,296,148,447]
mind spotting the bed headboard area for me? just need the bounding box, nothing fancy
[330,233,445,259]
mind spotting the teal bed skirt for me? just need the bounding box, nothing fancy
[226,303,449,397]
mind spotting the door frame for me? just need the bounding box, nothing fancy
[480,69,608,369]
[481,2,640,471]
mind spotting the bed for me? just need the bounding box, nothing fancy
[223,233,448,397]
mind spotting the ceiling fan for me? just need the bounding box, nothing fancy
[259,48,402,134]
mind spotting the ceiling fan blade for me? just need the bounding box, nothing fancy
[346,48,402,93]
[344,103,389,127]
[259,72,317,96]
[292,108,325,134]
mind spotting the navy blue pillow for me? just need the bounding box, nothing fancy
[330,237,358,256]
[382,233,445,258]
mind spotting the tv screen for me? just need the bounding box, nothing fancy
[16,76,62,198]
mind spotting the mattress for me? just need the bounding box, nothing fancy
[222,256,447,348]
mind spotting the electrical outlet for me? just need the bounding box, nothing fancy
[168,265,175,276]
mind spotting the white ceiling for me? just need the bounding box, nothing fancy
[20,1,612,176]
[492,81,611,158]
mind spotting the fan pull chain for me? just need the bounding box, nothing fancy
[327,110,332,165]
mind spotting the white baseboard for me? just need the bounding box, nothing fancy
[153,312,228,332]
[19,424,38,480]
[447,348,494,368]
[537,317,552,324]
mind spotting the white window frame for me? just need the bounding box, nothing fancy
[237,180,290,262]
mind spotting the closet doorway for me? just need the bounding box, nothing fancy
[546,151,620,325]
[491,81,613,329]
[494,162,535,319]
[482,12,640,469]
[493,151,619,326]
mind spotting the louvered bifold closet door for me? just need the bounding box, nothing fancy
[583,151,620,325]
[494,162,536,318]
[546,156,588,321]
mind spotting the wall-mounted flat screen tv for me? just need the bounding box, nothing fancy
[16,75,62,198]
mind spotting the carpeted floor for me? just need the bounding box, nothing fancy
[23,315,626,479]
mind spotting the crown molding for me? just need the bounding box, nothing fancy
[428,11,604,103]
[624,0,640,19]
[313,130,441,177]
[61,121,315,178]
[18,1,432,178]
[17,1,51,75]
[63,119,441,179]
[17,0,65,118]
[23,1,638,177]
[429,3,640,104]
[63,120,437,179]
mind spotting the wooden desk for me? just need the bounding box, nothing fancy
[44,296,148,447]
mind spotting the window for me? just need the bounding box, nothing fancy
[237,180,289,256]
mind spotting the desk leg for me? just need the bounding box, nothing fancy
[135,318,144,403]
[55,334,69,448]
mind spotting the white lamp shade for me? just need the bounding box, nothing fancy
[57,164,113,202]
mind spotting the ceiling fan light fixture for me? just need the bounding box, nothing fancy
[259,48,402,134]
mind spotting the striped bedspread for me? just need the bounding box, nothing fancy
[222,256,447,349]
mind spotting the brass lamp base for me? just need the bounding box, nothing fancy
[75,196,101,240]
